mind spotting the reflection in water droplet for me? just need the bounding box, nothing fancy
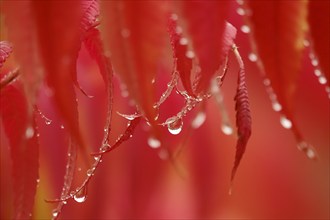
[192,112,206,129]
[74,187,87,203]
[280,116,292,129]
[221,123,233,135]
[166,117,183,135]
[148,137,161,149]
[248,53,258,62]
[25,126,34,139]
[240,25,250,33]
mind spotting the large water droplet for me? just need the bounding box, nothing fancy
[280,116,292,129]
[148,137,161,149]
[221,123,233,135]
[236,7,245,16]
[166,117,183,135]
[73,186,87,203]
[248,53,258,62]
[192,112,206,129]
[25,126,34,139]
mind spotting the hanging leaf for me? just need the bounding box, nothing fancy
[168,15,194,97]
[0,41,13,69]
[0,83,39,219]
[101,1,169,124]
[308,0,330,85]
[2,1,43,108]
[243,0,308,117]
[231,46,252,185]
[31,1,85,150]
[180,1,230,95]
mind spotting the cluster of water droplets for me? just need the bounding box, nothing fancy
[73,186,88,203]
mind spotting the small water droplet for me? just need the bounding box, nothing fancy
[25,126,34,139]
[45,119,52,125]
[314,69,322,77]
[306,148,316,159]
[240,25,250,33]
[179,37,188,45]
[248,53,258,62]
[166,117,183,135]
[263,78,271,86]
[272,101,282,112]
[52,210,59,218]
[236,7,245,16]
[185,50,195,58]
[318,76,327,85]
[297,141,317,160]
[60,125,64,129]
[94,155,101,161]
[63,200,67,205]
[311,59,318,66]
[221,123,233,135]
[192,112,206,129]
[77,167,82,172]
[36,178,40,183]
[86,168,95,177]
[175,26,183,34]
[100,143,111,153]
[73,186,87,203]
[148,136,161,149]
[170,13,178,21]
[280,116,292,129]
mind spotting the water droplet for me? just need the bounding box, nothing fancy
[263,78,271,86]
[52,210,59,218]
[248,53,258,62]
[236,7,245,16]
[221,123,233,135]
[60,125,64,129]
[121,28,130,38]
[117,112,141,120]
[185,50,195,59]
[280,116,292,129]
[63,200,67,205]
[77,167,82,172]
[240,25,250,33]
[36,178,40,183]
[311,59,318,66]
[86,168,95,177]
[100,143,111,153]
[45,119,52,125]
[297,141,317,160]
[158,149,169,160]
[236,0,243,5]
[192,112,206,129]
[166,117,183,135]
[170,13,178,21]
[25,126,34,139]
[94,155,101,161]
[306,148,316,159]
[318,76,327,85]
[73,186,87,203]
[179,37,188,45]
[272,101,282,112]
[148,136,161,149]
[314,69,321,77]
[175,26,183,34]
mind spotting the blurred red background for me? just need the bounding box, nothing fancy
[1,1,329,219]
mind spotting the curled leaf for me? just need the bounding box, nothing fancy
[0,41,13,68]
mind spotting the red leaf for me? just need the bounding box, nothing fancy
[231,47,252,185]
[168,15,194,96]
[101,1,169,123]
[244,0,308,117]
[308,0,330,85]
[31,1,85,149]
[0,83,39,219]
[2,1,42,106]
[180,1,230,94]
[0,41,13,68]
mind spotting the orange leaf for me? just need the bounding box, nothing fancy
[101,1,169,123]
[244,0,308,117]
[308,0,330,85]
[180,1,230,94]
[0,82,39,219]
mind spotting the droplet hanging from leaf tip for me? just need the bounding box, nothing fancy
[73,186,87,203]
[52,210,58,218]
[166,117,183,135]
